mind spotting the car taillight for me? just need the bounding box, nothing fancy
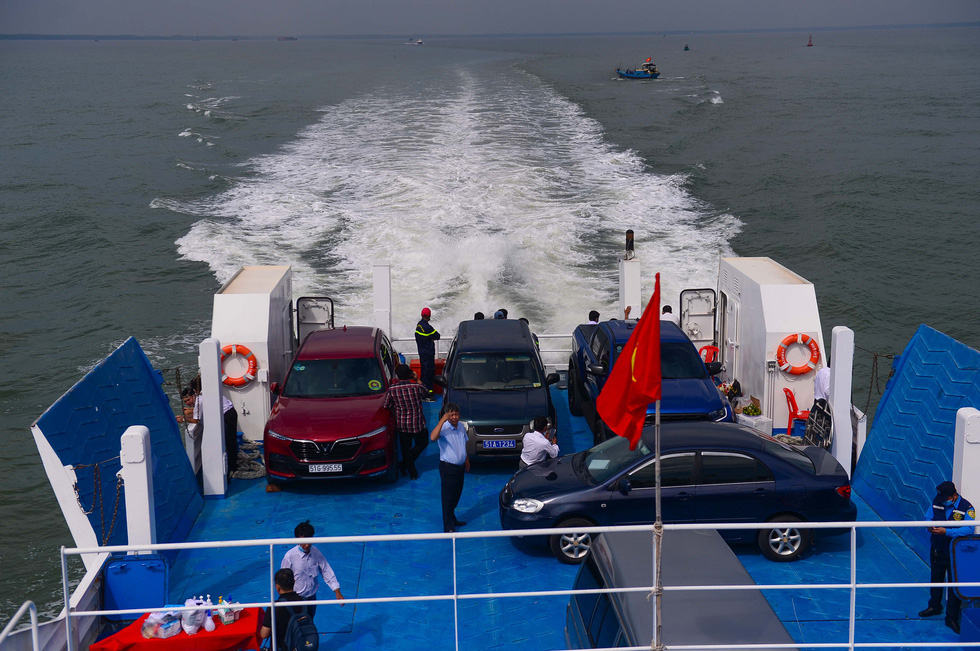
[836,485,851,499]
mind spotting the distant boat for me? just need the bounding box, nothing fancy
[405,38,424,45]
[616,58,660,80]
[278,36,297,41]
[684,43,689,51]
[807,34,813,47]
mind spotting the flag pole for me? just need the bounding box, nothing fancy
[654,398,663,651]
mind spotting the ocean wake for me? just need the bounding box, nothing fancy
[171,64,740,336]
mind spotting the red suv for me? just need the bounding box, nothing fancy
[264,327,399,484]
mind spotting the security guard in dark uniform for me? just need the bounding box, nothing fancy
[918,480,976,634]
[414,307,440,396]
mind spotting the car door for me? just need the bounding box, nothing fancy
[602,452,697,525]
[584,328,610,399]
[694,451,775,525]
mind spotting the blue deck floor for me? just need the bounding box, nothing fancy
[169,387,962,650]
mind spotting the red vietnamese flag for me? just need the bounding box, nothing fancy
[645,57,651,62]
[595,273,662,450]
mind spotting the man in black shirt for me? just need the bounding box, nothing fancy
[259,568,306,649]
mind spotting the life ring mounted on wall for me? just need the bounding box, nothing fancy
[775,333,820,375]
[221,344,258,387]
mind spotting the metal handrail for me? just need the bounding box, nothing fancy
[0,601,40,650]
[50,519,980,651]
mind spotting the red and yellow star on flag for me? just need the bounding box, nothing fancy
[596,273,662,450]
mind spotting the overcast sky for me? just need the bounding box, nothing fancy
[1,0,978,37]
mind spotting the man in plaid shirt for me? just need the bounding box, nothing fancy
[384,364,430,479]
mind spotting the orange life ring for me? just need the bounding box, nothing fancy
[775,333,820,375]
[221,344,258,387]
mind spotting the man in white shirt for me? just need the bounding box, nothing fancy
[813,365,831,404]
[520,417,559,468]
[587,310,599,324]
[281,519,344,615]
[660,305,681,327]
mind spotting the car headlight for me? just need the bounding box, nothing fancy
[357,426,388,439]
[267,430,292,442]
[710,407,728,421]
[512,498,545,514]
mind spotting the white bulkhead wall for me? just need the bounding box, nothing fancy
[717,258,826,432]
[210,266,293,442]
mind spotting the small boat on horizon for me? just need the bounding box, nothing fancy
[807,34,813,47]
[616,58,660,80]
[405,37,424,45]
[684,43,689,51]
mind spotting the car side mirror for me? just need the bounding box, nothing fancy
[618,477,632,493]
[705,361,722,376]
[588,364,607,376]
[434,374,448,388]
[270,382,281,394]
[545,372,560,385]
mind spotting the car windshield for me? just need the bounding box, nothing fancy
[450,353,543,390]
[576,436,653,484]
[282,358,386,398]
[661,342,708,379]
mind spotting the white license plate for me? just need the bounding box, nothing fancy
[309,463,343,473]
[484,440,516,449]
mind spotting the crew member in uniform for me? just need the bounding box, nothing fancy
[918,481,975,634]
[415,307,440,397]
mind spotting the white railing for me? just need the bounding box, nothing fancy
[46,520,980,651]
[391,332,574,375]
[0,602,39,650]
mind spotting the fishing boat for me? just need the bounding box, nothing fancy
[616,58,660,79]
[2,242,979,650]
[404,38,424,45]
[684,43,689,51]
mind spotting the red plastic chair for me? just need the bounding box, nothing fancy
[699,345,719,363]
[783,388,810,436]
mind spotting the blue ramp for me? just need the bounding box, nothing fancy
[852,325,980,564]
[33,337,202,552]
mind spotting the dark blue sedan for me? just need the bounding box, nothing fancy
[499,421,856,563]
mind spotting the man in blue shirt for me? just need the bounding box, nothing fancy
[430,402,470,532]
[918,481,976,634]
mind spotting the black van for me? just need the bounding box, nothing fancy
[435,319,559,459]
[565,529,798,649]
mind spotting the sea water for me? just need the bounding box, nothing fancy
[1,27,978,623]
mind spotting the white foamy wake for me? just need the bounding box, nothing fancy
[172,65,740,339]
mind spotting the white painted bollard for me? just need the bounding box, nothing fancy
[200,337,228,497]
[374,264,392,337]
[119,426,156,553]
[829,326,855,478]
[619,258,642,319]
[953,407,980,532]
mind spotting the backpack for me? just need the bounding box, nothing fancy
[283,605,318,651]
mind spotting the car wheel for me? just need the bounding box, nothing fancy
[758,515,810,562]
[567,364,583,417]
[550,517,595,564]
[593,418,610,447]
